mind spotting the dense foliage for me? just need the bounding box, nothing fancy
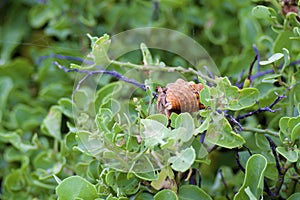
[0,0,300,199]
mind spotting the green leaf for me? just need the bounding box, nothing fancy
[175,113,195,142]
[178,185,212,200]
[141,119,171,148]
[206,116,245,148]
[28,3,60,28]
[58,98,73,118]
[92,34,111,66]
[141,43,153,65]
[273,30,294,53]
[147,114,169,126]
[56,176,98,200]
[291,123,300,142]
[252,6,272,19]
[0,5,29,64]
[0,131,37,152]
[234,154,267,200]
[134,171,158,181]
[276,146,298,162]
[214,77,259,111]
[154,189,178,200]
[151,168,172,190]
[115,173,140,195]
[244,187,258,200]
[200,85,211,107]
[194,116,210,135]
[95,82,122,109]
[279,117,290,136]
[231,88,259,110]
[288,193,300,200]
[259,53,284,65]
[281,48,290,73]
[135,192,154,200]
[168,147,195,172]
[0,77,13,123]
[262,74,281,83]
[41,106,62,140]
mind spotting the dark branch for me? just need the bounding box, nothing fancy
[253,44,261,71]
[38,54,94,66]
[235,149,245,173]
[265,135,282,175]
[247,55,257,82]
[236,93,286,121]
[226,113,242,131]
[251,59,300,81]
[236,69,245,88]
[219,169,230,200]
[53,62,147,95]
[200,131,206,144]
[242,145,253,156]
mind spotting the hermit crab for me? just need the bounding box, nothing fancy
[156,79,205,117]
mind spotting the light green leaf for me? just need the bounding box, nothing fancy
[276,146,298,162]
[0,77,13,123]
[178,185,212,200]
[234,154,267,200]
[0,5,29,64]
[206,116,245,148]
[262,74,281,83]
[56,176,98,200]
[41,106,62,140]
[154,189,178,200]
[259,53,284,65]
[273,30,294,53]
[281,48,290,73]
[141,119,171,148]
[252,6,272,19]
[134,171,158,181]
[168,147,195,172]
[194,116,210,135]
[230,88,259,110]
[279,117,290,136]
[288,193,300,200]
[244,187,258,200]
[151,168,172,190]
[95,82,122,109]
[147,114,169,126]
[200,86,211,107]
[0,131,37,152]
[141,43,153,65]
[92,34,111,66]
[291,123,300,142]
[175,113,195,142]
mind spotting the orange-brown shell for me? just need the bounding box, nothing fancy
[156,79,205,117]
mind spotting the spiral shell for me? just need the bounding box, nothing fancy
[156,79,205,117]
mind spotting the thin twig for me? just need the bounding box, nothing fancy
[242,145,253,156]
[242,127,279,137]
[247,55,258,83]
[226,114,242,131]
[251,59,300,80]
[253,44,261,72]
[235,149,245,173]
[39,54,94,65]
[110,60,217,84]
[53,62,147,95]
[219,169,230,200]
[265,135,282,175]
[200,131,206,144]
[236,69,245,88]
[236,93,286,121]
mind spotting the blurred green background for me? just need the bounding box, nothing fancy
[1,0,299,199]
